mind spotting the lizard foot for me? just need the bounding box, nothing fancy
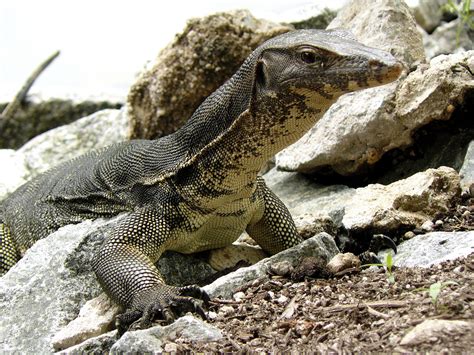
[116,284,210,336]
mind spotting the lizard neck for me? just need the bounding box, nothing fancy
[173,91,336,210]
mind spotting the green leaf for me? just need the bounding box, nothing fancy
[385,253,393,273]
[429,282,442,304]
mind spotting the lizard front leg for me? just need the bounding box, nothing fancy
[92,207,209,335]
[246,177,303,255]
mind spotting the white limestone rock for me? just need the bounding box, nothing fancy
[400,319,473,346]
[380,231,474,267]
[51,293,120,352]
[19,108,129,177]
[277,50,474,176]
[423,19,473,59]
[203,233,339,299]
[109,315,223,353]
[0,149,28,201]
[0,217,121,353]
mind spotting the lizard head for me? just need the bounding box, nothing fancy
[246,29,402,151]
[253,29,402,104]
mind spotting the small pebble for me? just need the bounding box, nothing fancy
[208,311,218,320]
[164,343,178,352]
[220,305,235,316]
[421,220,434,232]
[404,231,416,240]
[453,265,465,273]
[435,220,443,227]
[233,291,245,302]
[323,322,335,330]
[462,210,470,218]
[266,291,275,300]
[276,295,288,304]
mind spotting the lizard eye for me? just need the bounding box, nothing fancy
[300,50,317,64]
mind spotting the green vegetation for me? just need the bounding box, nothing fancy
[441,0,474,45]
[415,280,459,311]
[362,252,396,284]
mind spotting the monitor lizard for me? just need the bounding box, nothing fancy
[0,29,402,333]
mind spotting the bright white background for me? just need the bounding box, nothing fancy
[0,0,353,102]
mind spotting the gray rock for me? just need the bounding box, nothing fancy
[110,315,222,353]
[0,109,129,201]
[127,9,292,140]
[343,167,460,232]
[266,166,460,236]
[328,0,425,67]
[276,49,473,176]
[0,149,28,201]
[263,168,354,219]
[158,250,217,286]
[203,233,339,299]
[424,19,473,59]
[51,293,120,352]
[411,0,448,33]
[381,231,474,268]
[56,331,117,355]
[0,212,218,353]
[400,319,473,346]
[277,0,426,176]
[0,217,121,353]
[19,108,129,177]
[460,140,474,191]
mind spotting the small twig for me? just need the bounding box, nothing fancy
[366,304,390,319]
[210,299,242,305]
[2,50,60,119]
[325,300,407,313]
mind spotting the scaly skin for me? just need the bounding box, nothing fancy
[0,29,402,333]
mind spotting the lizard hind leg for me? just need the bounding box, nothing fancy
[0,222,20,276]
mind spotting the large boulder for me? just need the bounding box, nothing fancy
[277,47,473,176]
[380,231,474,268]
[423,19,474,59]
[265,166,461,236]
[276,0,427,176]
[410,0,449,33]
[0,214,216,353]
[327,0,425,67]
[0,108,129,201]
[0,217,117,353]
[127,10,292,140]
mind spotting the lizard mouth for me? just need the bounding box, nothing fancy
[280,60,403,89]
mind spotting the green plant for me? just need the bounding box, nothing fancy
[361,252,396,284]
[441,0,474,45]
[415,280,459,310]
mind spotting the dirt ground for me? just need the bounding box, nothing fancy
[176,254,473,353]
[175,197,473,353]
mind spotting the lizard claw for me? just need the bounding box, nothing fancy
[115,284,209,336]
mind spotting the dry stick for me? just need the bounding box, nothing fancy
[1,50,60,119]
[325,300,407,313]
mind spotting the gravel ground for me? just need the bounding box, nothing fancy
[176,254,473,353]
[174,196,474,353]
